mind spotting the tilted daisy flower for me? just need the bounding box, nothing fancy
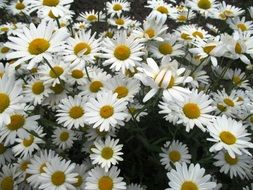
[169,9,196,23]
[63,29,101,65]
[227,17,253,32]
[166,162,217,190]
[85,166,126,190]
[0,164,21,190]
[52,128,77,150]
[102,31,144,74]
[67,62,88,86]
[226,68,250,89]
[56,95,88,129]
[5,21,69,69]
[78,10,106,23]
[207,115,253,158]
[159,140,191,170]
[85,90,128,132]
[39,158,78,190]
[90,137,123,172]
[8,0,30,15]
[213,150,253,180]
[108,16,133,30]
[0,143,15,166]
[73,21,91,31]
[106,0,131,17]
[214,1,244,20]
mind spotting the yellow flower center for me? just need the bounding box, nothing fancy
[73,175,83,187]
[69,106,84,119]
[114,45,131,60]
[219,131,236,145]
[28,38,50,55]
[0,27,9,32]
[20,161,30,171]
[32,81,45,95]
[23,135,34,147]
[114,86,128,98]
[0,72,3,78]
[237,23,247,31]
[249,116,253,124]
[181,181,198,190]
[89,81,103,93]
[224,152,238,165]
[7,114,25,131]
[59,131,69,141]
[203,45,216,54]
[1,47,10,53]
[49,66,64,78]
[181,33,192,40]
[87,15,97,22]
[1,176,14,190]
[183,103,201,119]
[15,2,25,10]
[0,143,6,154]
[217,103,227,112]
[0,93,10,113]
[159,43,173,55]
[51,171,66,186]
[43,0,59,6]
[192,31,204,39]
[98,176,113,190]
[235,42,242,54]
[74,42,91,55]
[30,68,38,73]
[39,163,47,173]
[232,76,241,85]
[50,84,64,94]
[100,105,114,119]
[169,150,181,162]
[197,0,211,10]
[115,18,125,25]
[177,15,187,22]
[145,28,155,38]
[101,147,114,159]
[71,69,84,79]
[106,31,114,38]
[223,98,234,107]
[156,6,168,14]
[113,3,122,11]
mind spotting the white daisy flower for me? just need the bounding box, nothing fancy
[78,10,106,23]
[106,0,131,17]
[85,127,117,142]
[214,1,244,20]
[207,115,253,158]
[226,68,250,89]
[72,163,88,190]
[52,128,77,150]
[108,16,133,29]
[8,0,30,15]
[0,164,21,190]
[67,62,88,86]
[85,90,128,132]
[227,17,253,32]
[73,21,91,31]
[90,136,123,172]
[125,102,148,122]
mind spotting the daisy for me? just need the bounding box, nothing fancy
[0,143,15,166]
[227,17,253,32]
[0,23,16,36]
[56,95,88,129]
[63,29,101,65]
[73,21,91,31]
[102,31,145,74]
[108,16,133,29]
[226,68,249,89]
[106,0,131,17]
[67,62,88,86]
[215,1,244,20]
[52,128,77,150]
[169,9,196,23]
[5,21,69,69]
[213,150,253,179]
[125,102,148,122]
[85,126,117,142]
[0,42,11,60]
[78,10,105,23]
[85,90,128,132]
[72,163,88,190]
[159,140,191,170]
[166,162,217,190]
[90,137,123,172]
[39,158,78,190]
[85,166,126,190]
[0,165,21,190]
[8,0,30,15]
[207,115,253,158]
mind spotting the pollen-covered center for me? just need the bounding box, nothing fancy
[177,15,187,22]
[192,31,204,39]
[197,0,211,10]
[87,15,97,22]
[51,84,64,94]
[98,176,113,190]
[23,135,34,147]
[59,131,69,141]
[223,98,234,107]
[0,93,10,113]
[114,86,128,98]
[113,3,122,11]
[101,147,114,160]
[145,28,155,38]
[74,42,91,55]
[169,150,181,162]
[237,23,247,31]
[235,42,242,54]
[181,181,198,190]
[159,43,173,55]
[49,66,64,78]
[43,0,59,6]
[183,103,201,119]
[1,176,14,190]
[217,103,227,112]
[181,33,192,40]
[28,38,50,55]
[69,106,84,119]
[232,76,241,85]
[100,105,114,119]
[7,114,25,131]
[114,45,131,60]
[32,81,45,95]
[73,175,83,187]
[1,47,10,53]
[203,45,216,54]
[115,18,125,25]
[219,131,236,145]
[89,81,103,92]
[15,2,25,10]
[51,171,66,186]
[224,152,238,165]
[71,69,84,79]
[0,143,6,154]
[156,6,168,14]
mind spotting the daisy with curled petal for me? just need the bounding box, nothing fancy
[78,10,105,23]
[5,21,69,69]
[0,164,21,190]
[85,166,126,190]
[85,90,128,132]
[52,128,77,150]
[227,17,253,32]
[39,158,78,190]
[63,30,101,65]
[106,0,131,17]
[159,140,191,170]
[0,143,15,166]
[213,150,253,180]
[127,183,146,190]
[8,0,30,15]
[56,95,88,129]
[166,162,217,190]
[207,115,253,158]
[90,136,123,172]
